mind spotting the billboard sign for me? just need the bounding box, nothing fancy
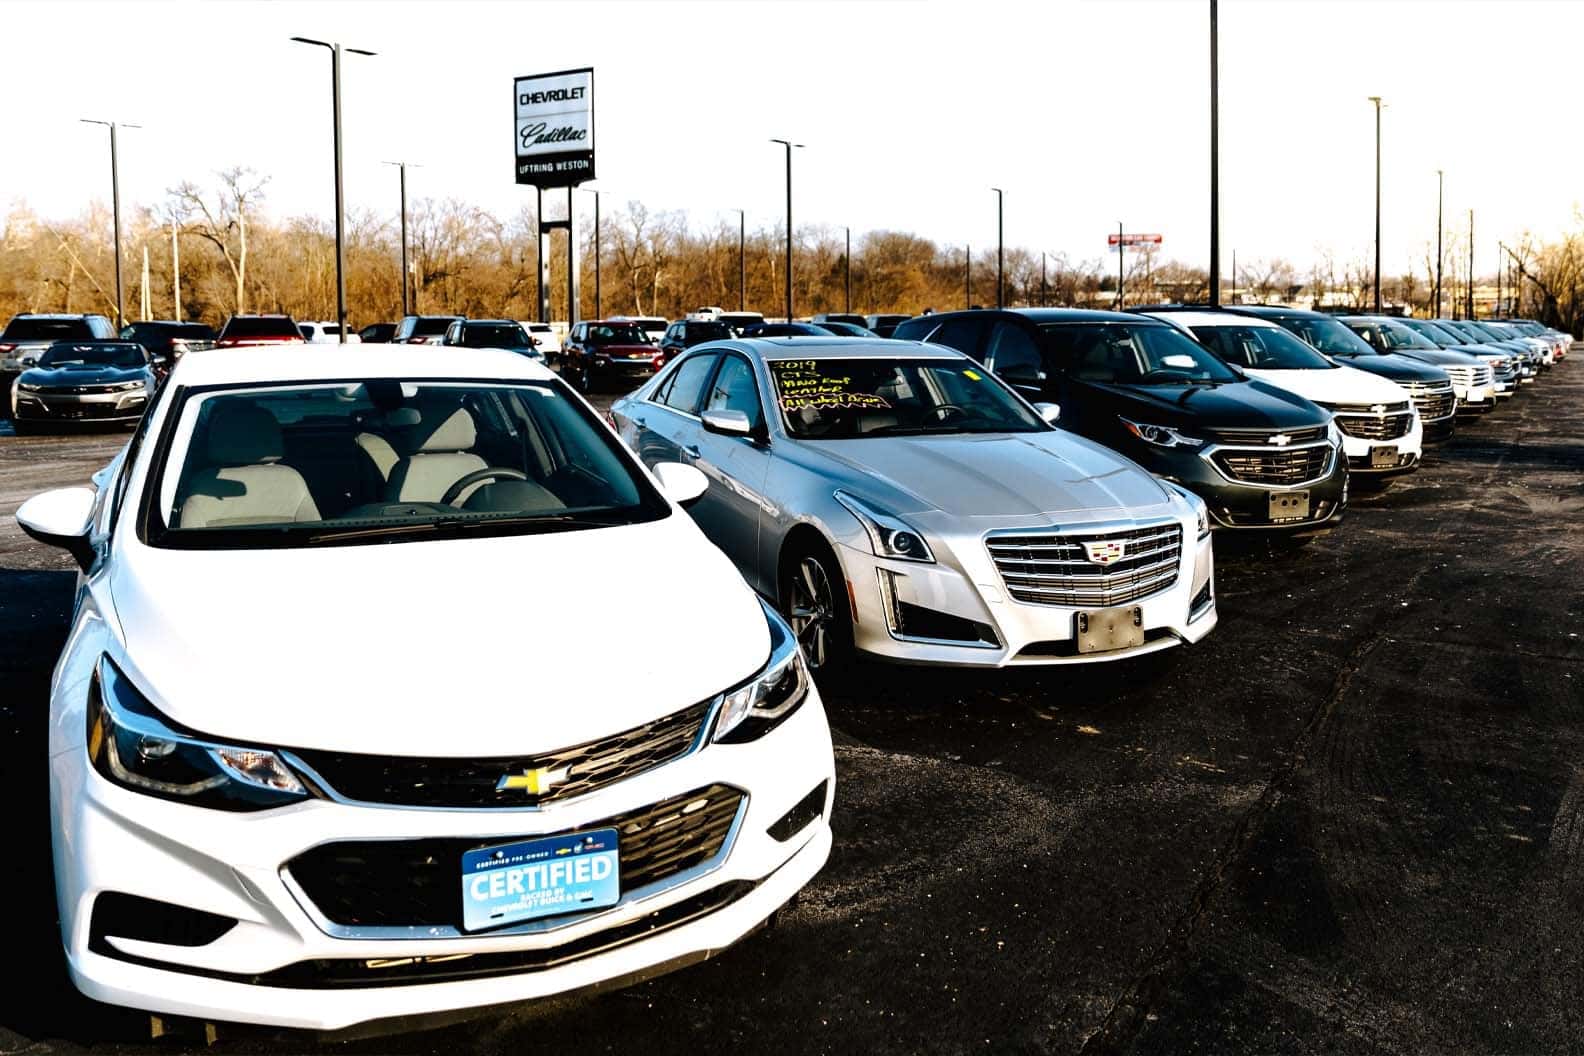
[514,68,595,187]
[1108,232,1163,248]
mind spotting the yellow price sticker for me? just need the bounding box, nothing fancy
[963,369,982,381]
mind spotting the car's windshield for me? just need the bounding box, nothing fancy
[688,322,732,341]
[1482,322,1520,340]
[40,342,144,368]
[1041,322,1242,384]
[222,317,301,339]
[4,317,94,341]
[719,315,762,333]
[769,356,1046,438]
[460,323,530,348]
[147,379,666,549]
[1435,320,1485,343]
[1396,319,1463,347]
[1376,320,1441,350]
[1191,323,1334,369]
[588,324,650,344]
[1278,315,1379,356]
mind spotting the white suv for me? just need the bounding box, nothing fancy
[15,345,834,1030]
[1145,310,1424,480]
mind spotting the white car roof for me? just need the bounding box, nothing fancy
[1141,310,1283,329]
[168,345,556,387]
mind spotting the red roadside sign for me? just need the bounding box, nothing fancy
[1108,232,1163,247]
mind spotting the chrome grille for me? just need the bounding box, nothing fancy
[1444,363,1494,388]
[1204,425,1327,445]
[1211,444,1332,486]
[291,701,712,809]
[988,524,1183,607]
[1400,381,1456,421]
[1331,401,1415,440]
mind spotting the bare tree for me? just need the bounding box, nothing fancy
[166,167,267,314]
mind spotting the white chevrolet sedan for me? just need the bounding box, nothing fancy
[15,346,834,1031]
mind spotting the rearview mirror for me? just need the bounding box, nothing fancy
[1033,402,1061,424]
[701,408,754,438]
[653,462,708,509]
[16,486,97,571]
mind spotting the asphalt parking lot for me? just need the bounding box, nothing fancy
[0,367,1580,1055]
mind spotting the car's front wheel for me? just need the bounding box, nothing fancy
[781,541,851,673]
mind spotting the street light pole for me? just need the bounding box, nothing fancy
[844,225,851,314]
[382,161,417,317]
[1467,209,1474,319]
[594,190,603,320]
[991,188,1004,308]
[171,220,181,322]
[80,119,139,328]
[1209,0,1221,306]
[293,37,375,343]
[1435,170,1444,318]
[964,245,970,309]
[770,139,803,322]
[1497,241,1504,316]
[1369,95,1383,313]
[735,208,746,312]
[1041,251,1047,307]
[1117,221,1125,309]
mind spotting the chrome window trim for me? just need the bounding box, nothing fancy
[278,793,750,942]
[1197,439,1336,491]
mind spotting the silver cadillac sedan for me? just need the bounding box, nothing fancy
[611,338,1217,669]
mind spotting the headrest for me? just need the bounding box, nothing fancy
[205,402,283,465]
[404,407,476,454]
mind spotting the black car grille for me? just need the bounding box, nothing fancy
[291,701,711,809]
[286,784,745,930]
[1331,404,1414,441]
[987,524,1182,607]
[1212,444,1331,486]
[1203,425,1327,445]
[1400,382,1456,421]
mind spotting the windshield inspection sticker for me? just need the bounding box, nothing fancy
[460,828,620,931]
[770,360,891,411]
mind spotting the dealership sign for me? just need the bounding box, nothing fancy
[1108,232,1163,251]
[513,67,595,187]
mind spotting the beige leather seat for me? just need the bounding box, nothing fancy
[355,432,399,484]
[178,403,321,528]
[385,406,488,504]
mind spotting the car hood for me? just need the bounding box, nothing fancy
[1097,378,1327,428]
[19,363,146,386]
[1390,347,1481,367]
[1333,354,1448,383]
[109,514,768,756]
[808,431,1170,519]
[1242,363,1409,405]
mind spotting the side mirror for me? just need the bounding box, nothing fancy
[653,461,708,509]
[1033,402,1061,424]
[701,408,754,438]
[16,486,97,571]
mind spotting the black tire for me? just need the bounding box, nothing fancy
[779,541,852,673]
[11,420,40,437]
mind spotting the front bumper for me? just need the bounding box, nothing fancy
[837,513,1216,667]
[1336,413,1422,476]
[14,387,149,424]
[1454,382,1499,412]
[1126,440,1348,533]
[53,691,835,1030]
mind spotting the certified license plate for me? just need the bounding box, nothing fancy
[460,828,620,932]
[1075,605,1144,654]
[1269,490,1310,522]
[1370,445,1398,468]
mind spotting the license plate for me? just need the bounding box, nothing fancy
[1370,445,1398,468]
[1269,490,1310,522]
[1075,605,1144,654]
[460,828,620,931]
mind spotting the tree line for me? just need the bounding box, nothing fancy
[1,166,1578,334]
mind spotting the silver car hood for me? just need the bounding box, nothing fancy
[807,432,1171,520]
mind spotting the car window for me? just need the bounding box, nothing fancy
[3,317,96,341]
[768,356,1044,439]
[984,322,1042,375]
[1281,315,1378,356]
[926,318,986,359]
[660,353,718,414]
[1040,323,1240,384]
[702,354,763,429]
[1191,324,1332,369]
[40,342,147,368]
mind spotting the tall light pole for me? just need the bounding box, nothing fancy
[594,190,603,319]
[1497,240,1505,316]
[292,37,375,343]
[843,225,852,313]
[1435,170,1444,318]
[1209,0,1221,306]
[734,209,746,312]
[770,139,803,322]
[991,188,1004,308]
[170,220,182,323]
[964,245,971,309]
[1117,221,1125,309]
[1369,96,1383,313]
[1040,251,1048,307]
[1467,209,1475,319]
[80,119,139,328]
[382,161,418,317]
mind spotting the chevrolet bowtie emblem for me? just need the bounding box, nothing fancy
[1370,404,1386,414]
[497,766,570,795]
[1268,433,1292,446]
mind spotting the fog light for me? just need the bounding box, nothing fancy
[767,780,828,842]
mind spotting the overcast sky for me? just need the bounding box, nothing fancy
[3,0,1577,278]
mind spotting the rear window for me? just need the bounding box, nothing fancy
[4,317,94,341]
[413,317,457,337]
[688,322,732,341]
[460,323,530,348]
[221,317,301,339]
[588,324,650,344]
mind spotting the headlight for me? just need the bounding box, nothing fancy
[1160,479,1210,538]
[16,382,40,392]
[1119,417,1203,448]
[111,380,146,392]
[1326,419,1344,446]
[87,657,311,811]
[712,599,810,744]
[834,490,934,563]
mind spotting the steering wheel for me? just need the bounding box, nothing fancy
[925,403,970,423]
[441,467,529,506]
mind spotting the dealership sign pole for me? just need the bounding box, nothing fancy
[1108,230,1163,309]
[515,68,595,325]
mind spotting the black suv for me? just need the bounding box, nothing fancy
[659,319,733,364]
[1201,305,1459,443]
[892,308,1347,533]
[119,320,216,363]
[392,315,464,345]
[866,313,911,338]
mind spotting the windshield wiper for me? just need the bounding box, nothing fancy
[306,513,618,544]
